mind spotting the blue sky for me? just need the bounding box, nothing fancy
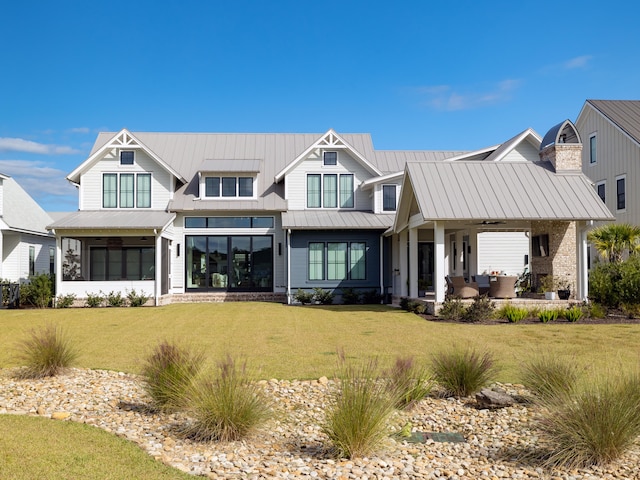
[1,0,638,212]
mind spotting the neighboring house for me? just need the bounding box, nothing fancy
[49,124,613,306]
[576,100,640,226]
[0,174,56,282]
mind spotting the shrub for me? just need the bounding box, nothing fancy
[293,288,314,305]
[341,288,360,305]
[498,304,529,323]
[362,289,383,304]
[584,302,607,319]
[538,308,560,323]
[323,356,398,458]
[562,305,584,323]
[386,356,433,410]
[621,302,640,318]
[539,372,640,468]
[106,291,126,307]
[313,287,334,305]
[406,300,427,314]
[20,274,54,308]
[399,297,410,311]
[141,341,204,412]
[431,346,499,397]
[15,324,78,378]
[85,291,104,308]
[127,289,150,307]
[462,295,495,323]
[521,355,581,401]
[438,296,466,321]
[55,293,76,308]
[184,355,270,442]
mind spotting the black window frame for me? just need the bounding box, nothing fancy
[120,150,135,165]
[617,176,626,211]
[382,184,397,211]
[323,151,337,166]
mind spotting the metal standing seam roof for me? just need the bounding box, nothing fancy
[587,100,640,145]
[281,210,395,229]
[47,211,176,230]
[199,159,262,172]
[1,177,53,235]
[406,161,614,221]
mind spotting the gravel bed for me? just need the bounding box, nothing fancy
[1,368,639,479]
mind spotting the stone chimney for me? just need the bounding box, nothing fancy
[539,120,582,173]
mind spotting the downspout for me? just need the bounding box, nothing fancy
[287,229,291,304]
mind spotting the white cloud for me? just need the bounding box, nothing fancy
[0,160,76,197]
[563,55,593,70]
[418,79,520,111]
[0,137,81,155]
[68,127,91,134]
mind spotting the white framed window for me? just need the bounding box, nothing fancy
[120,150,135,165]
[102,173,151,209]
[382,184,397,211]
[323,151,337,166]
[596,180,606,203]
[307,173,354,209]
[616,175,626,211]
[203,176,255,198]
[589,134,597,164]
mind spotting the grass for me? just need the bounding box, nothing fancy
[520,354,582,401]
[0,415,193,479]
[14,324,78,378]
[2,303,640,381]
[431,345,499,397]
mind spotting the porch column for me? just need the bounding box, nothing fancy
[434,221,446,302]
[578,224,589,300]
[399,229,408,297]
[468,227,478,278]
[154,234,161,304]
[409,227,418,298]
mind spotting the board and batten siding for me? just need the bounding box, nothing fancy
[577,107,640,225]
[170,212,286,294]
[477,231,529,277]
[79,150,172,210]
[285,150,375,211]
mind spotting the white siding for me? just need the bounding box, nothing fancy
[502,142,540,162]
[477,231,529,277]
[2,233,55,282]
[79,150,172,210]
[285,150,375,211]
[577,107,640,225]
[373,181,403,214]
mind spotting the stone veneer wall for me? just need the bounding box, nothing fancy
[530,220,577,295]
[539,144,582,172]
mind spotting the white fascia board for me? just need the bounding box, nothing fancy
[360,171,404,190]
[492,129,543,162]
[274,128,381,183]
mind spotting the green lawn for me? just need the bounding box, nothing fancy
[2,302,640,478]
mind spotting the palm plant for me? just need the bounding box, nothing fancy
[587,223,640,263]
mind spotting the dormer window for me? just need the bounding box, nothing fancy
[204,176,254,198]
[120,150,134,165]
[323,151,337,166]
[382,185,397,211]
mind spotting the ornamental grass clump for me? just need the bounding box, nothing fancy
[521,354,581,402]
[15,324,78,378]
[184,355,270,442]
[386,355,434,410]
[431,346,499,397]
[538,371,640,468]
[323,356,399,458]
[141,340,204,412]
[498,304,529,323]
[538,308,560,323]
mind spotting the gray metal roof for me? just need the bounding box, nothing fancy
[540,120,580,151]
[199,159,262,172]
[483,128,542,161]
[282,210,394,229]
[1,177,53,236]
[48,211,176,230]
[405,161,614,221]
[586,100,640,145]
[372,150,467,173]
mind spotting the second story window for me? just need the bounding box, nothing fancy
[617,176,626,211]
[120,150,135,165]
[307,173,354,208]
[589,135,597,164]
[204,176,254,198]
[323,151,337,166]
[596,181,605,203]
[383,185,397,211]
[103,173,151,208]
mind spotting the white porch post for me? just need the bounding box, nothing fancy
[434,221,446,302]
[578,224,589,301]
[468,227,478,278]
[154,234,161,305]
[409,227,418,298]
[399,229,408,297]
[55,234,61,298]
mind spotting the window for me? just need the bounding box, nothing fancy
[90,247,155,281]
[120,174,134,208]
[596,181,606,203]
[307,242,367,281]
[617,176,626,211]
[137,174,151,207]
[307,174,321,208]
[589,135,597,164]
[49,246,55,275]
[204,176,253,198]
[103,174,117,208]
[340,174,354,208]
[307,174,354,208]
[383,185,397,211]
[29,246,35,276]
[323,151,337,166]
[309,243,324,280]
[532,234,549,257]
[120,150,134,165]
[185,217,274,229]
